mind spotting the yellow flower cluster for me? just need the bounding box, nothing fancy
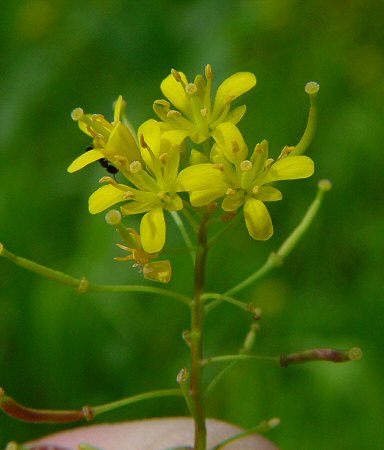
[68,65,318,281]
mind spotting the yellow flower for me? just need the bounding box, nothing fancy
[191,122,315,240]
[114,228,172,284]
[153,65,256,144]
[67,95,142,174]
[88,120,222,253]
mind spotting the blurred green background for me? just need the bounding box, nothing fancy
[0,0,383,448]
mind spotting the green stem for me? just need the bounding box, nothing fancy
[0,243,191,306]
[170,211,195,265]
[201,354,279,366]
[190,214,210,450]
[209,417,280,450]
[202,293,252,315]
[90,388,182,418]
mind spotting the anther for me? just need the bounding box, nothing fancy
[154,99,171,108]
[265,158,274,169]
[159,153,168,165]
[200,108,208,117]
[205,64,213,80]
[171,68,182,82]
[167,110,182,118]
[240,160,253,172]
[252,185,260,194]
[278,145,294,160]
[212,163,224,171]
[124,191,135,199]
[140,134,148,148]
[232,139,240,154]
[226,188,237,196]
[71,107,84,121]
[99,176,115,184]
[254,142,265,154]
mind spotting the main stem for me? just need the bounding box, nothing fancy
[190,214,209,450]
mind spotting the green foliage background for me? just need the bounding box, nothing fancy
[0,1,383,448]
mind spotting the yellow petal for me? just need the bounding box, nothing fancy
[165,194,183,212]
[143,260,172,283]
[140,207,166,253]
[243,198,273,241]
[160,72,192,118]
[224,105,247,125]
[88,184,128,214]
[212,122,248,163]
[190,186,227,207]
[261,156,314,184]
[211,72,256,122]
[222,190,245,211]
[176,164,224,192]
[106,122,142,163]
[67,149,104,173]
[138,119,162,172]
[121,201,156,215]
[162,129,190,145]
[254,186,283,202]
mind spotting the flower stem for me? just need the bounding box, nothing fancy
[223,179,331,299]
[190,214,210,450]
[0,243,191,306]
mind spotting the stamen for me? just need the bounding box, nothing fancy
[185,83,197,95]
[171,68,182,82]
[200,108,208,117]
[130,161,142,173]
[140,134,148,148]
[167,110,182,118]
[171,68,187,89]
[278,145,294,160]
[232,139,240,154]
[159,153,168,165]
[113,155,128,167]
[265,158,274,169]
[154,99,171,108]
[240,160,253,172]
[252,185,260,194]
[123,191,135,199]
[212,163,224,171]
[99,176,115,184]
[226,187,237,196]
[255,143,264,154]
[205,64,213,80]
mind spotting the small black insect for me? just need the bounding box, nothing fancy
[85,145,119,175]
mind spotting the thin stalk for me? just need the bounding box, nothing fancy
[201,354,279,366]
[170,211,195,265]
[0,243,191,306]
[223,180,331,300]
[190,213,210,450]
[90,388,182,418]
